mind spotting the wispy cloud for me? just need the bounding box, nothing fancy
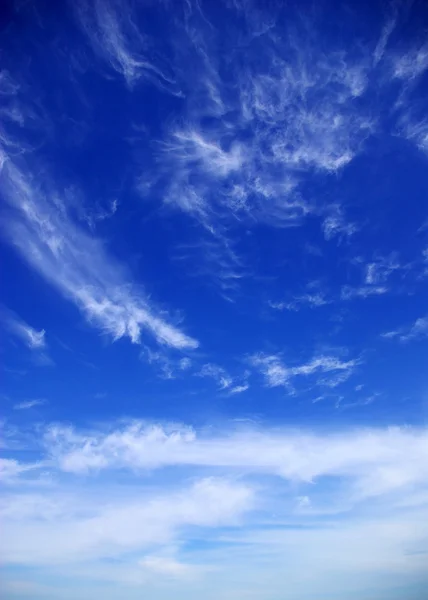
[392,42,428,81]
[196,363,249,393]
[364,254,402,285]
[0,154,198,353]
[228,384,249,395]
[13,399,47,411]
[373,15,397,65]
[249,354,289,388]
[340,284,389,300]
[133,7,383,290]
[250,353,358,389]
[339,255,404,300]
[156,37,372,233]
[141,347,194,380]
[322,207,358,241]
[269,293,329,312]
[399,116,428,156]
[80,198,119,230]
[382,315,428,342]
[1,308,46,350]
[73,0,180,92]
[0,458,41,483]
[197,363,233,389]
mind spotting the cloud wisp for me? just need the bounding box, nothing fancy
[153,25,373,231]
[1,309,46,350]
[249,353,359,390]
[13,399,47,411]
[269,293,329,312]
[0,154,198,352]
[382,315,428,342]
[73,0,180,93]
[196,363,249,393]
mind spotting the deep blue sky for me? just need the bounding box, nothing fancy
[1,0,428,598]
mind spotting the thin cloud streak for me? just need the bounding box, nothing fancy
[73,0,180,93]
[382,315,428,342]
[249,353,359,389]
[1,309,46,350]
[0,154,198,351]
[13,399,47,410]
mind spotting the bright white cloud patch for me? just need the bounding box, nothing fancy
[2,420,428,597]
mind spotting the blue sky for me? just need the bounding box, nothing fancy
[1,0,428,598]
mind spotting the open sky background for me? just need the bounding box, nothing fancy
[1,0,428,598]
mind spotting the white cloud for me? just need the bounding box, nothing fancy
[1,308,46,350]
[0,458,40,483]
[166,129,245,178]
[382,316,428,342]
[2,476,253,565]
[157,40,373,232]
[269,293,329,311]
[0,155,198,352]
[400,117,428,156]
[365,255,401,285]
[131,10,384,290]
[249,354,289,387]
[196,364,248,393]
[373,16,397,65]
[322,210,357,241]
[250,353,358,389]
[392,42,428,81]
[340,285,388,300]
[14,399,47,410]
[139,555,197,579]
[179,357,192,371]
[8,420,428,506]
[73,0,179,92]
[38,419,428,494]
[228,384,249,395]
[81,198,119,229]
[197,363,233,389]
[3,420,428,595]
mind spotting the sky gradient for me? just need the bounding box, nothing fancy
[1,0,428,598]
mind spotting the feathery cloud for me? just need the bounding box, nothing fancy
[250,353,358,389]
[197,363,233,389]
[73,0,179,92]
[364,255,402,285]
[13,399,47,410]
[382,316,428,342]
[0,155,198,352]
[340,285,389,300]
[1,308,46,350]
[269,293,329,312]
[392,42,428,81]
